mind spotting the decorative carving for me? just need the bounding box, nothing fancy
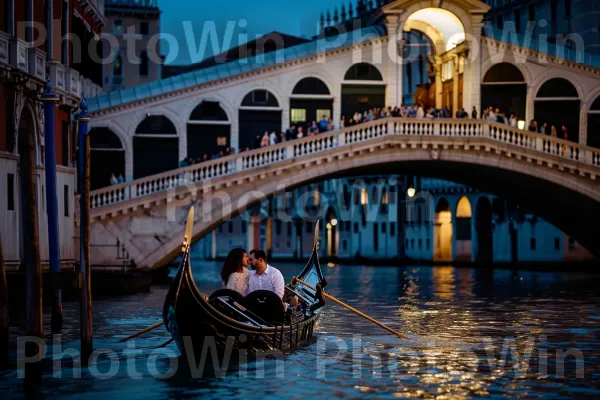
[12,88,25,152]
[430,149,440,160]
[36,99,44,140]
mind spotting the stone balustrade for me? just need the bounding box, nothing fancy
[82,118,600,212]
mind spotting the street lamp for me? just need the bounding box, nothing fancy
[517,120,525,130]
[330,218,338,227]
[407,185,416,198]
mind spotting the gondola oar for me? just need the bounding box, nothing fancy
[293,278,410,340]
[119,321,164,342]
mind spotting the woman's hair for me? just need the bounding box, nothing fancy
[220,248,246,283]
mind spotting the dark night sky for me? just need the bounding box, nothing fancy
[157,0,346,65]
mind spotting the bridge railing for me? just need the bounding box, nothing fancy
[82,118,600,210]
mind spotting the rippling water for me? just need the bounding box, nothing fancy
[2,261,600,399]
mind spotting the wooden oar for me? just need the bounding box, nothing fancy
[294,278,410,340]
[119,321,164,342]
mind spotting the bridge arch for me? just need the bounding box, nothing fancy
[455,196,473,262]
[89,127,126,190]
[187,100,232,160]
[534,77,581,142]
[482,62,527,120]
[96,131,600,268]
[133,115,179,179]
[238,89,282,150]
[341,62,385,118]
[290,76,335,133]
[434,197,452,262]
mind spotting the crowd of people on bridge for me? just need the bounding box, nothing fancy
[174,102,572,170]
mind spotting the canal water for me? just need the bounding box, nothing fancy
[2,260,600,399]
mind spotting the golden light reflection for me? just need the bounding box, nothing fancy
[433,266,455,301]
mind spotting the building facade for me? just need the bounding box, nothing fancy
[194,176,595,263]
[483,0,600,56]
[0,0,104,268]
[102,0,161,92]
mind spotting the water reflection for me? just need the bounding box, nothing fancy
[1,260,599,399]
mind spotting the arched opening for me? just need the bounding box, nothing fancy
[402,7,467,111]
[475,197,493,263]
[134,116,178,179]
[326,207,338,257]
[17,107,37,262]
[402,31,433,107]
[535,78,580,142]
[588,95,600,149]
[238,89,281,150]
[89,127,126,190]
[482,63,526,120]
[290,77,333,134]
[341,63,385,119]
[434,198,452,262]
[455,196,472,262]
[188,101,230,160]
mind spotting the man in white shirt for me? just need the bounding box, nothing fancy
[247,249,285,299]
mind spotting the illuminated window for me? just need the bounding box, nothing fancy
[313,188,319,205]
[316,109,331,120]
[291,108,306,122]
[381,189,388,204]
[360,188,368,205]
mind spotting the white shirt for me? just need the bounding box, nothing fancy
[248,264,285,299]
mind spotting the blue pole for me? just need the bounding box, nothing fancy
[77,102,90,278]
[40,77,62,334]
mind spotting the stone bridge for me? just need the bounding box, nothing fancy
[78,118,600,269]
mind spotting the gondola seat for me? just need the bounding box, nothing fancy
[243,290,285,325]
[208,288,245,304]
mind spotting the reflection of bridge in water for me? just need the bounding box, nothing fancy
[80,118,600,269]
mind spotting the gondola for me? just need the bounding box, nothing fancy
[162,208,327,368]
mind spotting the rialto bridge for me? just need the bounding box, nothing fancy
[80,0,600,268]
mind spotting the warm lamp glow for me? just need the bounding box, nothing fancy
[518,120,525,130]
[330,218,338,226]
[407,186,416,198]
[406,8,466,52]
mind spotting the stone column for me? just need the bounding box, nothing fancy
[434,59,442,109]
[579,104,588,146]
[525,85,535,124]
[452,56,460,116]
[385,15,402,108]
[464,18,483,116]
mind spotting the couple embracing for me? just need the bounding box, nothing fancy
[219,248,284,299]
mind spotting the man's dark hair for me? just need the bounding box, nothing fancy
[250,249,267,263]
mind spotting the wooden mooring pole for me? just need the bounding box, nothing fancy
[23,115,43,390]
[77,100,93,367]
[0,234,8,370]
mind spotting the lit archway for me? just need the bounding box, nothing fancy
[89,127,125,190]
[187,101,231,160]
[482,63,527,120]
[434,198,452,262]
[455,196,472,262]
[588,95,600,149]
[535,78,580,142]
[134,115,178,179]
[405,8,466,53]
[291,77,333,133]
[238,89,281,150]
